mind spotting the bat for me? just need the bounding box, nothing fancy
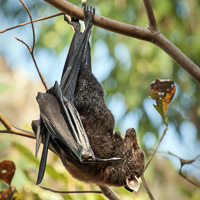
[32,4,145,192]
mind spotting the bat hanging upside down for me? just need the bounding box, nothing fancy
[32,4,145,192]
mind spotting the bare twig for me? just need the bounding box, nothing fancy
[141,174,155,200]
[15,36,48,91]
[42,0,200,84]
[178,170,200,188]
[168,152,200,170]
[15,37,31,51]
[40,185,102,193]
[143,0,158,30]
[99,186,119,200]
[19,0,35,51]
[16,0,48,91]
[0,13,64,34]
[149,150,200,187]
[0,112,35,139]
[153,150,200,170]
[145,122,168,170]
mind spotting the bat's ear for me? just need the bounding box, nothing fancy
[125,176,140,192]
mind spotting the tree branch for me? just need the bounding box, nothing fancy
[141,174,155,200]
[99,186,119,200]
[153,34,200,83]
[0,13,64,34]
[16,0,48,91]
[43,0,152,40]
[157,150,200,187]
[19,0,35,51]
[143,0,158,30]
[42,0,200,84]
[40,185,102,193]
[0,112,35,139]
[178,170,200,188]
[145,122,168,170]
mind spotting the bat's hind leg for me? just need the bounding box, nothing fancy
[83,4,95,29]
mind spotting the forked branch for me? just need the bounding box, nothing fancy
[16,0,48,91]
[0,112,35,139]
[143,0,158,30]
[42,0,200,84]
[156,150,200,188]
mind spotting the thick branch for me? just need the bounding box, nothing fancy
[43,0,152,40]
[42,0,200,84]
[154,34,200,83]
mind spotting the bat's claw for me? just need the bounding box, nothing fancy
[83,3,95,29]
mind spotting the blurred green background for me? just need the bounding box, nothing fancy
[0,0,200,199]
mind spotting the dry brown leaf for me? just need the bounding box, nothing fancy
[0,160,16,186]
[150,79,176,120]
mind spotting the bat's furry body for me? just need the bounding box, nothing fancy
[32,5,145,191]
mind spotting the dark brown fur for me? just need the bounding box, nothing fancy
[58,54,145,187]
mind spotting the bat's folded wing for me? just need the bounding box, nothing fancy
[37,81,96,163]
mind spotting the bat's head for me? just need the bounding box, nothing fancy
[111,128,145,192]
[123,128,145,192]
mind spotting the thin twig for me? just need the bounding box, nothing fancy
[99,186,119,200]
[15,37,31,51]
[40,185,102,193]
[15,37,48,91]
[0,13,64,34]
[19,0,35,51]
[178,170,200,188]
[145,122,168,170]
[141,174,155,200]
[148,150,200,187]
[0,112,35,139]
[168,152,200,169]
[16,0,48,91]
[143,0,158,30]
